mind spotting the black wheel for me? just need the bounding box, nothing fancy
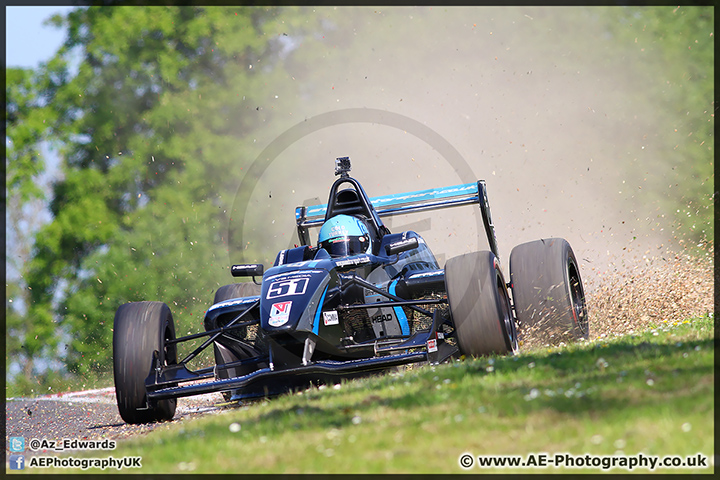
[445,251,518,356]
[212,282,262,348]
[213,282,262,304]
[113,301,177,424]
[509,238,589,344]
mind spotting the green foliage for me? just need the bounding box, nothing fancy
[6,69,50,204]
[6,67,58,390]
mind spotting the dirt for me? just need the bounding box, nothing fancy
[5,388,229,453]
[584,247,714,340]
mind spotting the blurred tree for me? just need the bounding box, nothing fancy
[14,6,326,389]
[6,67,57,392]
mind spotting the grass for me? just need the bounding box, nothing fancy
[39,314,714,474]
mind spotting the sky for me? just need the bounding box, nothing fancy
[5,6,78,286]
[5,6,76,68]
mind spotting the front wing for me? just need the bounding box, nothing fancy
[145,306,457,402]
[147,351,428,401]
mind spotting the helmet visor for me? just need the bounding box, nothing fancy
[320,235,369,257]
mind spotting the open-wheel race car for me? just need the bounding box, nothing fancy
[113,157,588,424]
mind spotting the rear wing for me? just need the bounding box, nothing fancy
[295,180,499,257]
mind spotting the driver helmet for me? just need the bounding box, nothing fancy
[318,214,371,257]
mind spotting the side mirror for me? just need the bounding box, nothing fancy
[385,237,419,256]
[231,264,264,278]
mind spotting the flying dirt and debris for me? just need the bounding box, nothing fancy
[584,247,714,341]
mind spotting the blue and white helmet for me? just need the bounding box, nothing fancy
[318,214,371,257]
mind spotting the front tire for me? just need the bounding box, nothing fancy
[445,251,518,356]
[509,238,589,344]
[113,301,177,424]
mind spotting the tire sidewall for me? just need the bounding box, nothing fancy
[213,282,262,305]
[509,238,588,343]
[445,251,517,357]
[113,301,176,423]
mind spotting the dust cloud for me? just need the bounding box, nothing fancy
[233,7,714,337]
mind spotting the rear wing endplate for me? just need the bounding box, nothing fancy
[295,180,499,257]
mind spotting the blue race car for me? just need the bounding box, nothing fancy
[113,157,588,424]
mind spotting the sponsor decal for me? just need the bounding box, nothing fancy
[208,296,259,311]
[427,338,438,353]
[269,301,292,327]
[231,264,262,274]
[329,224,349,237]
[266,277,309,299]
[335,255,370,268]
[323,311,339,326]
[371,312,395,324]
[263,269,325,283]
[407,270,444,279]
[371,184,477,206]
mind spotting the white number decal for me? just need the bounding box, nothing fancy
[266,278,309,299]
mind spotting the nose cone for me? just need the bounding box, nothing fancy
[260,264,331,334]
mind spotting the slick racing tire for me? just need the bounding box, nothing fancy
[509,238,589,344]
[113,301,177,424]
[445,251,518,356]
[211,281,262,349]
[213,282,262,304]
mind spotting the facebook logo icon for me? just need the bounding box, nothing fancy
[9,455,25,470]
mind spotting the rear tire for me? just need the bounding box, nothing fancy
[212,283,262,402]
[113,301,177,424]
[445,251,518,356]
[211,282,262,351]
[213,282,262,304]
[509,238,589,344]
